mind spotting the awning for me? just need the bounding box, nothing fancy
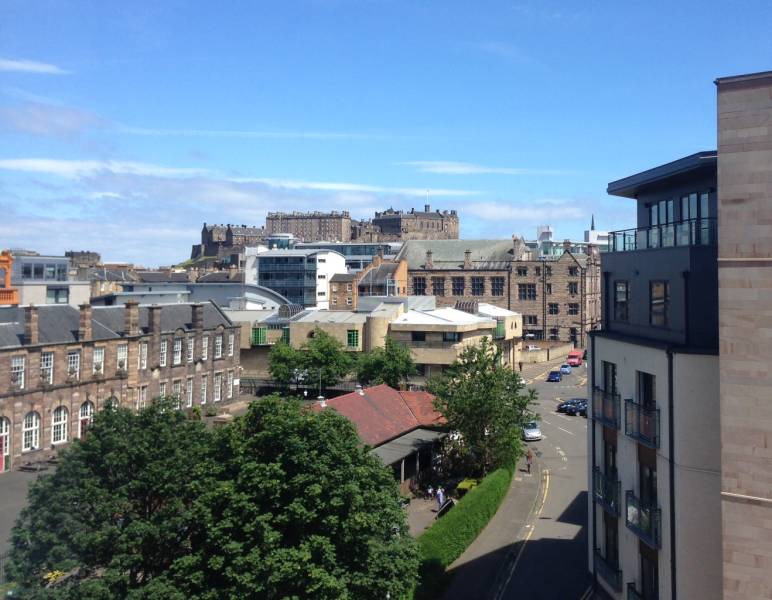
[371,428,446,466]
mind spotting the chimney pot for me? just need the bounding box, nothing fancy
[149,304,162,335]
[425,249,434,270]
[24,304,39,345]
[192,303,204,331]
[124,301,140,336]
[78,303,93,342]
[463,249,472,270]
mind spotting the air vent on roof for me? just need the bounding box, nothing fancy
[455,300,478,314]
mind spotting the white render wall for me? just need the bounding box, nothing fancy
[313,251,347,310]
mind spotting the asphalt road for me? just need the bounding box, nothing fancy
[495,359,591,600]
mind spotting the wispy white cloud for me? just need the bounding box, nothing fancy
[0,158,210,179]
[0,103,105,137]
[403,161,572,176]
[0,58,70,75]
[232,176,478,197]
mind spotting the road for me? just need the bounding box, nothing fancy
[494,358,591,600]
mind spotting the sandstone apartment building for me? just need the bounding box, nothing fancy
[0,301,241,473]
[265,211,352,242]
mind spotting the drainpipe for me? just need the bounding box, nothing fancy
[590,332,598,591]
[507,264,511,311]
[667,347,676,600]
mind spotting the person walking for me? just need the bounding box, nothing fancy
[526,448,534,475]
[518,361,523,373]
[436,487,445,510]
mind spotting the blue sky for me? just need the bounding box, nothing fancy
[1,1,771,266]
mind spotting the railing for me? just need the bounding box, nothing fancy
[625,399,660,448]
[592,387,621,429]
[625,490,661,548]
[258,277,315,286]
[593,467,621,516]
[258,263,316,272]
[609,217,716,252]
[594,549,622,593]
[0,288,18,305]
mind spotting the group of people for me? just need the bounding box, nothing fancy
[426,485,446,509]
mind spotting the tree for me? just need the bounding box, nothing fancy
[268,340,302,389]
[299,328,354,392]
[428,338,535,475]
[8,398,209,599]
[356,337,416,389]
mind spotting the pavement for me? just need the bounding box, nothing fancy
[442,357,591,600]
[0,470,42,555]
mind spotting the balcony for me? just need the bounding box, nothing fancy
[609,217,716,252]
[0,288,19,305]
[592,387,620,429]
[594,549,622,593]
[625,490,661,548]
[593,467,621,516]
[624,399,660,448]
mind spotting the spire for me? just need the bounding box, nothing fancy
[591,214,595,231]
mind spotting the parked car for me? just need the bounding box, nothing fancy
[559,363,572,375]
[579,401,587,417]
[557,398,581,412]
[522,421,542,441]
[547,370,562,382]
[565,400,587,416]
[526,344,541,352]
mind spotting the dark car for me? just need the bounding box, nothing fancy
[578,401,587,417]
[557,398,583,413]
[565,400,587,416]
[547,370,562,382]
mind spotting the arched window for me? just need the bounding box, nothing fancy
[78,401,94,438]
[22,411,40,452]
[52,406,68,445]
[0,416,10,472]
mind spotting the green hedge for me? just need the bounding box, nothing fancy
[413,465,515,599]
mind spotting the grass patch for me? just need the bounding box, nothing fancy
[413,465,515,600]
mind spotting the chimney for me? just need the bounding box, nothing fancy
[24,304,39,345]
[124,301,140,336]
[78,304,92,341]
[149,304,162,335]
[463,249,472,270]
[425,250,434,270]
[512,235,525,261]
[563,239,572,252]
[424,204,431,213]
[192,303,204,331]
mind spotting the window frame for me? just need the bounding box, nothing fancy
[346,329,359,348]
[471,276,485,297]
[78,401,94,437]
[412,276,427,296]
[159,339,167,367]
[173,338,183,365]
[214,334,223,359]
[67,351,80,380]
[491,276,505,297]
[614,281,629,322]
[649,280,670,327]
[40,351,54,385]
[11,355,25,389]
[52,406,68,445]
[451,277,465,296]
[92,347,105,374]
[22,411,40,452]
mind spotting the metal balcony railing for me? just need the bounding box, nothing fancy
[609,217,716,252]
[593,467,621,516]
[625,490,661,549]
[592,387,621,429]
[594,549,622,593]
[625,399,660,448]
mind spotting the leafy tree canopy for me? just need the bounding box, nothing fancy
[356,337,416,389]
[268,340,302,388]
[299,328,354,391]
[428,338,535,475]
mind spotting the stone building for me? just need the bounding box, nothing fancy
[398,238,599,346]
[265,211,352,242]
[0,301,241,473]
[371,205,459,241]
[327,253,409,311]
[65,250,101,269]
[190,223,267,264]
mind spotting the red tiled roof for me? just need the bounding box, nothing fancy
[313,384,445,447]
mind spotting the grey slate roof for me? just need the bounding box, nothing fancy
[397,239,517,270]
[330,273,356,282]
[0,302,233,349]
[358,263,398,286]
[136,271,190,283]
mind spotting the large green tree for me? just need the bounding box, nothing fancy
[428,338,535,474]
[268,340,303,389]
[299,328,354,392]
[356,337,416,389]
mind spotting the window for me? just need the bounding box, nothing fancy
[172,380,182,407]
[346,284,352,292]
[413,277,427,296]
[452,277,465,296]
[227,371,234,399]
[40,351,54,384]
[139,342,148,370]
[568,282,579,295]
[614,281,629,321]
[46,287,69,304]
[545,266,552,277]
[332,283,338,293]
[281,329,290,344]
[22,411,40,452]
[228,333,234,357]
[346,297,352,306]
[443,332,462,343]
[78,401,94,437]
[93,347,105,374]
[214,373,222,402]
[215,335,223,359]
[317,291,326,297]
[159,381,167,398]
[568,267,579,277]
[201,375,208,404]
[535,266,541,277]
[52,406,68,444]
[516,266,528,276]
[471,277,485,296]
[411,331,426,342]
[637,371,656,409]
[67,351,80,380]
[11,355,25,389]
[117,344,128,371]
[173,338,182,365]
[347,329,359,348]
[518,283,537,300]
[650,281,670,326]
[545,283,552,295]
[138,386,147,410]
[201,336,209,361]
[549,328,559,341]
[491,277,505,296]
[548,303,559,315]
[186,377,194,407]
[159,339,167,367]
[524,315,538,325]
[252,327,267,345]
[432,277,446,297]
[0,417,10,471]
[317,274,326,279]
[568,303,579,316]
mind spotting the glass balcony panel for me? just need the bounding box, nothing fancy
[625,399,660,448]
[661,224,675,247]
[625,490,661,548]
[592,387,620,429]
[593,467,621,515]
[609,218,716,253]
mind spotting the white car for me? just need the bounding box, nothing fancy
[525,345,540,352]
[522,421,542,441]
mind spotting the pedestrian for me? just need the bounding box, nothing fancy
[436,487,445,510]
[526,448,534,475]
[427,485,434,500]
[518,361,523,373]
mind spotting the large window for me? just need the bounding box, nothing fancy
[40,351,54,385]
[172,380,182,408]
[78,401,94,437]
[46,287,69,304]
[52,406,68,444]
[614,281,629,321]
[22,411,40,452]
[67,351,80,380]
[214,335,223,359]
[159,339,167,367]
[568,303,579,315]
[650,281,670,327]
[471,277,485,296]
[518,283,537,300]
[201,375,208,405]
[186,377,194,408]
[11,355,25,389]
[548,303,559,315]
[452,277,465,296]
[187,337,195,363]
[431,277,446,297]
[251,327,267,345]
[140,342,148,370]
[347,329,359,348]
[568,282,579,295]
[93,347,105,374]
[214,373,222,402]
[602,361,617,395]
[117,344,128,371]
[491,277,505,296]
[201,336,209,361]
[228,333,235,357]
[173,338,183,365]
[227,371,234,399]
[412,277,427,296]
[0,417,10,472]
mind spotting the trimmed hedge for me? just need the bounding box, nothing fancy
[413,465,515,599]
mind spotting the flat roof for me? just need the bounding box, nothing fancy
[371,428,446,465]
[392,307,496,327]
[294,310,367,324]
[476,303,519,318]
[607,151,717,199]
[715,70,772,86]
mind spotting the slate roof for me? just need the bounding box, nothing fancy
[86,268,139,282]
[397,239,517,270]
[312,384,445,447]
[330,273,356,282]
[197,271,245,283]
[358,263,398,286]
[0,302,233,349]
[136,271,190,283]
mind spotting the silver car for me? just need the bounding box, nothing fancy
[522,421,542,441]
